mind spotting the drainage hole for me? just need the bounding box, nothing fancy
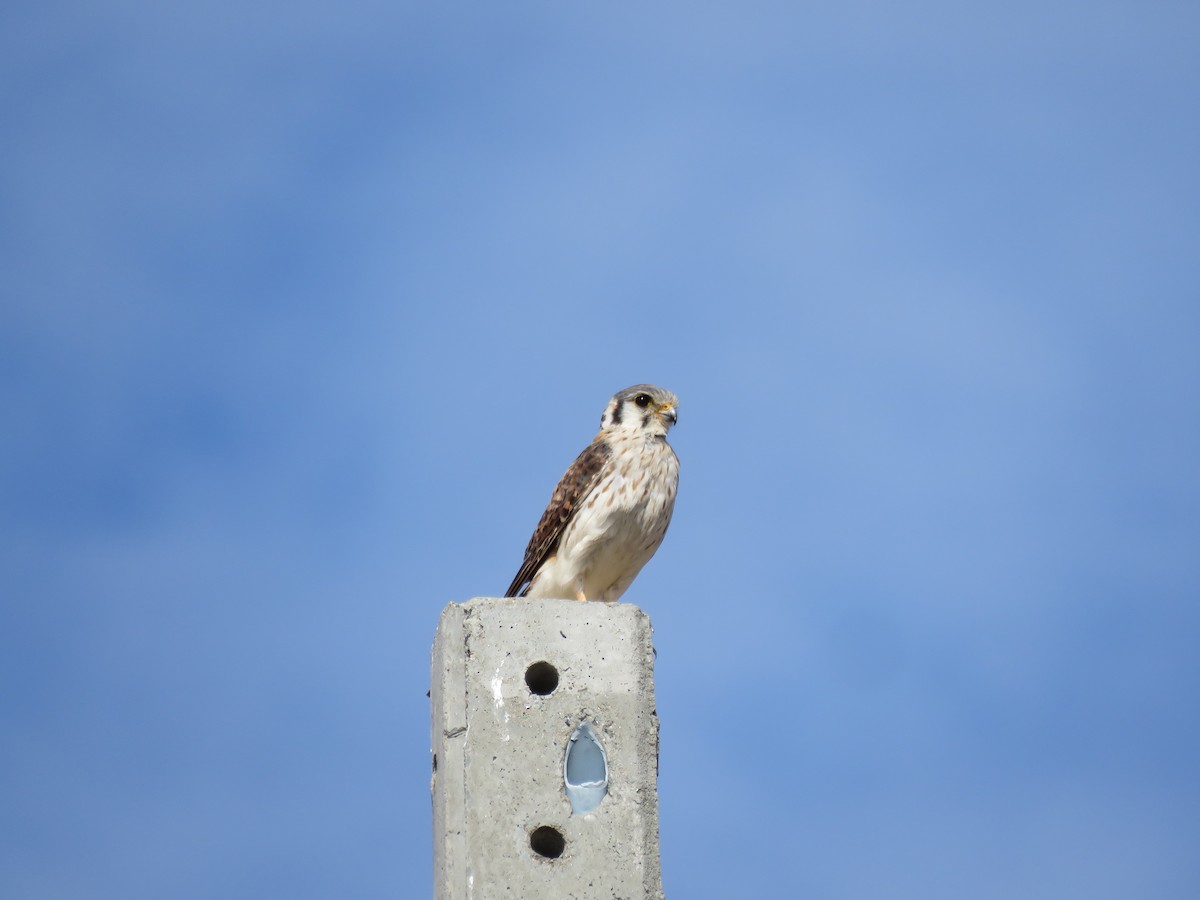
[524,661,559,696]
[529,825,565,859]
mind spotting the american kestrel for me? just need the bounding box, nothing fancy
[505,384,680,603]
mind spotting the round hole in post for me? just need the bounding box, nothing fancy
[524,660,559,696]
[529,825,566,859]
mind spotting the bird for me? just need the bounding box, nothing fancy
[504,384,680,602]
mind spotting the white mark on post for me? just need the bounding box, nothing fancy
[492,668,510,738]
[491,671,504,708]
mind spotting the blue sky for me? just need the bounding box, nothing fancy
[2,2,1198,897]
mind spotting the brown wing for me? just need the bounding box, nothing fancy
[504,439,612,597]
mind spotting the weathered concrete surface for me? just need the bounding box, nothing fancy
[430,597,663,900]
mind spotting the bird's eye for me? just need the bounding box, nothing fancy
[634,393,651,408]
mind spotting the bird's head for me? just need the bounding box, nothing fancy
[599,384,679,438]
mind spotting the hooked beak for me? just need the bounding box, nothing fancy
[661,404,678,426]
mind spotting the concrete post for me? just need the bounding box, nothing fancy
[430,597,664,900]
